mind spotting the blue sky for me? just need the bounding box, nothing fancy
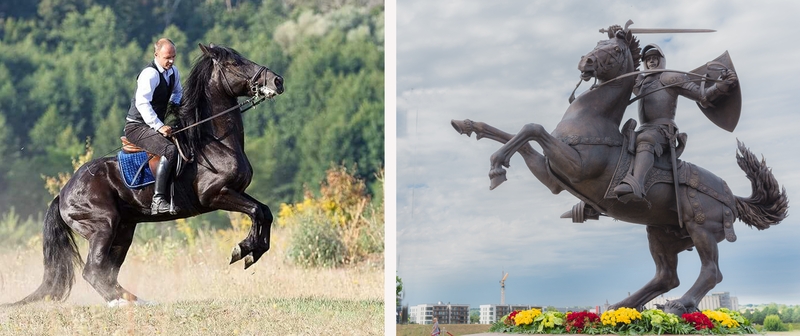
[395,0,800,309]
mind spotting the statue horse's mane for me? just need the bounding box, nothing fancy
[623,32,642,71]
[178,45,247,155]
[601,29,643,72]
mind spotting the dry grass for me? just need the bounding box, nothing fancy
[0,227,383,335]
[396,323,491,336]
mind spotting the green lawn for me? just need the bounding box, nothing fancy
[397,323,491,336]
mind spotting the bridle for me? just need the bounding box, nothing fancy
[170,63,271,137]
[217,61,268,97]
[569,40,628,103]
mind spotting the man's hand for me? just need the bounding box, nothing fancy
[717,70,738,93]
[158,125,173,137]
[607,24,622,38]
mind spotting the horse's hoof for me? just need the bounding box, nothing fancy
[489,169,507,190]
[230,245,243,264]
[661,300,690,315]
[450,119,474,137]
[243,253,256,269]
[108,299,134,308]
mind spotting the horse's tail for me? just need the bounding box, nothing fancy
[15,196,83,305]
[734,141,789,230]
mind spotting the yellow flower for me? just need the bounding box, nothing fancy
[322,199,337,212]
[601,307,641,325]
[703,310,739,328]
[514,308,541,326]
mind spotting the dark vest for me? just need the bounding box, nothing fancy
[127,61,175,124]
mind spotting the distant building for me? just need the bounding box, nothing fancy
[409,303,470,324]
[645,292,739,311]
[479,304,542,324]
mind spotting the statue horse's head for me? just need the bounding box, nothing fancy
[577,27,641,82]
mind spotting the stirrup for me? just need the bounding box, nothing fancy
[614,175,644,203]
[151,195,178,215]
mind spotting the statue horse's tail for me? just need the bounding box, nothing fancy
[14,196,83,305]
[735,141,789,229]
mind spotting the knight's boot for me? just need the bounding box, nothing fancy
[151,156,179,215]
[613,144,655,202]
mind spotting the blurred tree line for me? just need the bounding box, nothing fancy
[742,303,800,325]
[0,0,385,220]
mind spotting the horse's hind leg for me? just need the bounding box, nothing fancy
[611,225,692,310]
[80,219,139,305]
[106,223,141,303]
[665,217,725,315]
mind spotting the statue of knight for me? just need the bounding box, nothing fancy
[613,43,740,202]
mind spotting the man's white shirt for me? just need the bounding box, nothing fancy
[131,60,183,130]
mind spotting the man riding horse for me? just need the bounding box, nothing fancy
[124,38,182,215]
[612,43,739,201]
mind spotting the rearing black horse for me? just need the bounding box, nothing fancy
[13,43,284,306]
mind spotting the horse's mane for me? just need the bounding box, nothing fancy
[627,34,641,71]
[177,45,247,156]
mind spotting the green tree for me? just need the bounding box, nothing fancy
[763,314,788,331]
[791,307,800,323]
[470,310,480,324]
[396,275,403,306]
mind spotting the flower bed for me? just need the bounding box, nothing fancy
[490,307,756,334]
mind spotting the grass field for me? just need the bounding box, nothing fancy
[0,227,383,335]
[396,324,491,336]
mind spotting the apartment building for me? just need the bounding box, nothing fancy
[409,303,471,324]
[645,292,739,311]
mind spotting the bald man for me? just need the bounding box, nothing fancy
[125,38,183,215]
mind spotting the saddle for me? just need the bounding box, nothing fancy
[117,136,187,189]
[120,136,161,181]
[603,119,738,242]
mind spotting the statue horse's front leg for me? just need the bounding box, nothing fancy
[479,122,583,190]
[452,119,562,194]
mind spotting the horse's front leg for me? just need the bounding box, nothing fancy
[452,119,562,194]
[205,187,272,269]
[487,123,582,189]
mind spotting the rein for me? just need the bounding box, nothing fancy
[172,63,269,136]
[170,93,266,136]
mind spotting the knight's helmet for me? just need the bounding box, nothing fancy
[641,44,666,70]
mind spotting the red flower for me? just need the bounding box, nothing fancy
[505,310,520,326]
[682,312,714,330]
[566,311,601,333]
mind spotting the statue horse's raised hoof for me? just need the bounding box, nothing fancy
[451,119,475,137]
[489,167,507,190]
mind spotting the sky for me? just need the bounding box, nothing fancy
[395,0,800,309]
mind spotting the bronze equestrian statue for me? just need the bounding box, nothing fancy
[451,23,787,315]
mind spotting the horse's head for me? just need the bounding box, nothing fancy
[198,43,285,99]
[577,27,640,82]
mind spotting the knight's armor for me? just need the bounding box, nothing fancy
[613,44,735,201]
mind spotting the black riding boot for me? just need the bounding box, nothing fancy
[152,156,179,215]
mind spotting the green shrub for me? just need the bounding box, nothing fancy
[279,165,383,266]
[286,211,345,267]
[0,207,40,246]
[764,314,788,331]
